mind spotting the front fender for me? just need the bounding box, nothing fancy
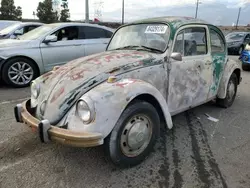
[65,78,173,139]
[217,58,241,99]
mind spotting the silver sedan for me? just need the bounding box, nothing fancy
[0,22,114,87]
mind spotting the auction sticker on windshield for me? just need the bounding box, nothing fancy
[145,25,168,34]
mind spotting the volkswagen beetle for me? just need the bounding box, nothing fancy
[14,17,241,167]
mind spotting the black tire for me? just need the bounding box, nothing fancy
[216,73,238,108]
[242,64,249,71]
[104,100,160,168]
[2,57,39,87]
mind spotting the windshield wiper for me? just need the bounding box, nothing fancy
[112,45,163,53]
[111,45,142,50]
[138,45,163,53]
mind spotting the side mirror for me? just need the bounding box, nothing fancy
[43,35,57,43]
[170,52,182,61]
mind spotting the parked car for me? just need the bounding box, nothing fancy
[14,16,241,167]
[226,32,250,55]
[239,43,250,70]
[0,20,21,31]
[0,22,43,39]
[0,22,114,87]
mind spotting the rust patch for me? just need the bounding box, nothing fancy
[69,69,89,81]
[50,87,65,103]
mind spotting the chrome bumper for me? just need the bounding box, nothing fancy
[14,100,103,147]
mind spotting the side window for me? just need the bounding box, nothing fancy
[210,29,225,53]
[81,26,107,39]
[15,27,24,35]
[23,25,38,34]
[173,27,207,56]
[173,30,184,55]
[51,26,79,41]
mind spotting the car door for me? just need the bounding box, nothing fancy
[80,26,112,56]
[40,26,85,72]
[207,27,227,98]
[168,26,213,114]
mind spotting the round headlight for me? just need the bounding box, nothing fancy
[76,100,93,123]
[31,82,40,99]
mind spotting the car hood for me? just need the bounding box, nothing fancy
[35,50,163,124]
[0,39,31,48]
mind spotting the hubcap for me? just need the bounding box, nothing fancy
[120,115,152,157]
[8,62,34,85]
[227,80,235,101]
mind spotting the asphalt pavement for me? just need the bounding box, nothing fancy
[0,56,249,188]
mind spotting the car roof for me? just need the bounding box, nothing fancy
[45,22,114,32]
[0,20,21,23]
[129,16,210,30]
[20,22,44,26]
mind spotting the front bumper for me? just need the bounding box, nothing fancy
[14,100,103,147]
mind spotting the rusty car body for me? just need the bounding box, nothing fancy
[14,16,241,167]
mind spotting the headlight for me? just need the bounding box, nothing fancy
[76,99,95,124]
[31,81,40,99]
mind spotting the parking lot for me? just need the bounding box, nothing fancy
[0,55,249,188]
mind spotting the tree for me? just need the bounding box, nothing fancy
[0,0,22,20]
[36,0,58,23]
[60,9,70,22]
[15,6,22,20]
[60,0,70,22]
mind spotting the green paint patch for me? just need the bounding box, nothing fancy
[210,54,226,93]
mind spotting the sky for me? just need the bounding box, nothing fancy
[14,0,250,25]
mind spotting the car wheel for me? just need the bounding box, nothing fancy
[2,57,38,87]
[216,73,238,108]
[105,100,160,167]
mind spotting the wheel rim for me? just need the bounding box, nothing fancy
[227,80,235,102]
[8,62,34,85]
[120,114,152,157]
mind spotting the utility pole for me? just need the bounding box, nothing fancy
[85,0,89,23]
[122,0,124,24]
[195,0,201,19]
[236,7,241,29]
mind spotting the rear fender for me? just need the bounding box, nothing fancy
[217,58,241,99]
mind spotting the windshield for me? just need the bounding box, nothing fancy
[0,23,20,34]
[0,21,19,31]
[107,24,170,53]
[226,33,245,41]
[19,24,58,40]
